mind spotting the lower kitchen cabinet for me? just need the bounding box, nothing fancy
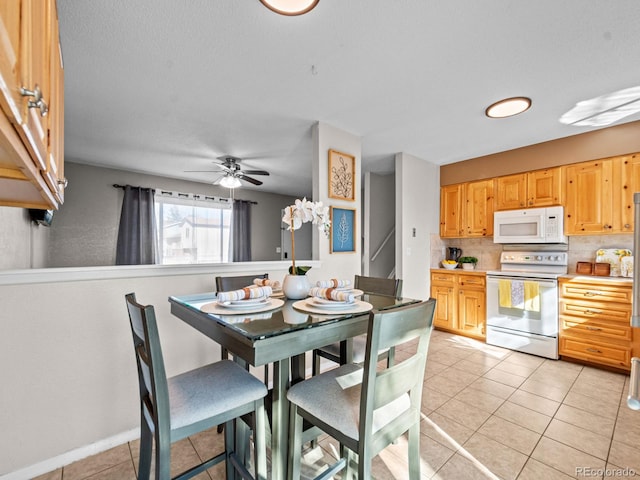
[559,276,639,371]
[430,270,486,340]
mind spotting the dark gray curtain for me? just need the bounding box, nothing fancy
[116,185,157,265]
[231,199,252,262]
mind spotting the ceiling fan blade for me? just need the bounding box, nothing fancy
[240,175,263,186]
[242,169,270,176]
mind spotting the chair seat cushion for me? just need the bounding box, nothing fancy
[320,335,390,364]
[168,359,267,433]
[287,363,410,441]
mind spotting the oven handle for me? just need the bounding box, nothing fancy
[487,276,557,288]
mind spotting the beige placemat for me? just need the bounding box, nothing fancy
[292,299,373,315]
[200,298,284,315]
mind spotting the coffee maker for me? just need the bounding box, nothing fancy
[447,247,462,262]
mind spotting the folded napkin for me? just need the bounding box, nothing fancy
[316,278,352,288]
[253,278,281,289]
[308,287,355,303]
[217,286,272,302]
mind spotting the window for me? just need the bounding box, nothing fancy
[155,193,232,264]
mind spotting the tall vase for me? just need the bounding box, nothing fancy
[282,274,310,300]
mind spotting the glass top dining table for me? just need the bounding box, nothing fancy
[168,292,420,479]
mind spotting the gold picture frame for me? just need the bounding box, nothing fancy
[328,149,355,201]
[330,206,356,253]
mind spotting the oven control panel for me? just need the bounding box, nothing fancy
[500,251,568,266]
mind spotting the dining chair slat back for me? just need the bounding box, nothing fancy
[312,275,402,375]
[354,274,402,297]
[215,273,269,292]
[287,298,436,479]
[125,292,268,480]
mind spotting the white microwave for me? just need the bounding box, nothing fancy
[493,206,567,244]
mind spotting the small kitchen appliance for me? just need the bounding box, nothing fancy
[447,247,462,262]
[493,206,567,244]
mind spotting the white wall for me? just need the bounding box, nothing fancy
[311,122,362,280]
[395,153,440,300]
[0,207,49,269]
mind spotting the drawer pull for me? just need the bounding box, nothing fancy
[586,348,602,354]
[584,309,602,315]
[583,291,603,297]
[585,326,602,331]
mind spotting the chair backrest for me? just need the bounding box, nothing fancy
[354,274,402,297]
[125,293,170,438]
[359,299,435,452]
[215,273,268,292]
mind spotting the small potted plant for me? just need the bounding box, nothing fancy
[458,256,478,270]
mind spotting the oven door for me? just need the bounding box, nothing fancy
[486,275,558,337]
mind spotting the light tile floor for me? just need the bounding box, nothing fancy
[34,330,640,479]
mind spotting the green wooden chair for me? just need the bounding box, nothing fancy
[125,293,268,480]
[287,298,436,480]
[312,275,403,375]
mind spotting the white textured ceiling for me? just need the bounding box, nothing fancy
[57,0,640,196]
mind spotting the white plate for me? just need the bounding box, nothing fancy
[229,296,268,306]
[308,298,355,309]
[218,298,269,309]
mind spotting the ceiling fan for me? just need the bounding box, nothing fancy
[185,155,270,187]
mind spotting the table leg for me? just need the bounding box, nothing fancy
[271,358,290,480]
[340,338,354,364]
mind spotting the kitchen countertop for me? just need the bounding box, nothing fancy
[431,268,486,275]
[559,274,633,285]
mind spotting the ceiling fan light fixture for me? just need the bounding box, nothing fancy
[220,175,242,189]
[259,0,319,16]
[485,97,532,118]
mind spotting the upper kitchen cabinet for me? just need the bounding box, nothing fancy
[494,167,562,210]
[0,0,65,209]
[565,154,639,235]
[565,159,614,234]
[440,179,494,238]
[619,153,640,233]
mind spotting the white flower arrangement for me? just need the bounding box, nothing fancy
[282,198,331,274]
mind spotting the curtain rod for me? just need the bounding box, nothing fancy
[112,184,257,204]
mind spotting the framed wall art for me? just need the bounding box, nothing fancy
[330,206,356,253]
[328,149,355,201]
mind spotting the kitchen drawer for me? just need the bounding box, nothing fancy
[458,275,485,288]
[559,282,632,304]
[431,272,456,286]
[559,336,631,369]
[559,299,631,324]
[560,315,632,342]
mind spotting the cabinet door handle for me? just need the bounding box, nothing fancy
[586,348,602,354]
[20,85,49,117]
[585,326,602,331]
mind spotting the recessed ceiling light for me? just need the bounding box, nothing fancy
[259,0,319,16]
[485,97,532,118]
[220,175,242,189]
[559,86,640,127]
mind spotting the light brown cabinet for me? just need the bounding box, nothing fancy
[559,276,639,371]
[430,270,486,340]
[439,180,494,238]
[564,153,640,235]
[495,167,562,210]
[0,0,65,209]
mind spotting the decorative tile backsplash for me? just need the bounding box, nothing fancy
[431,234,633,273]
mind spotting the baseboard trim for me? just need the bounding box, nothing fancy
[0,428,139,480]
